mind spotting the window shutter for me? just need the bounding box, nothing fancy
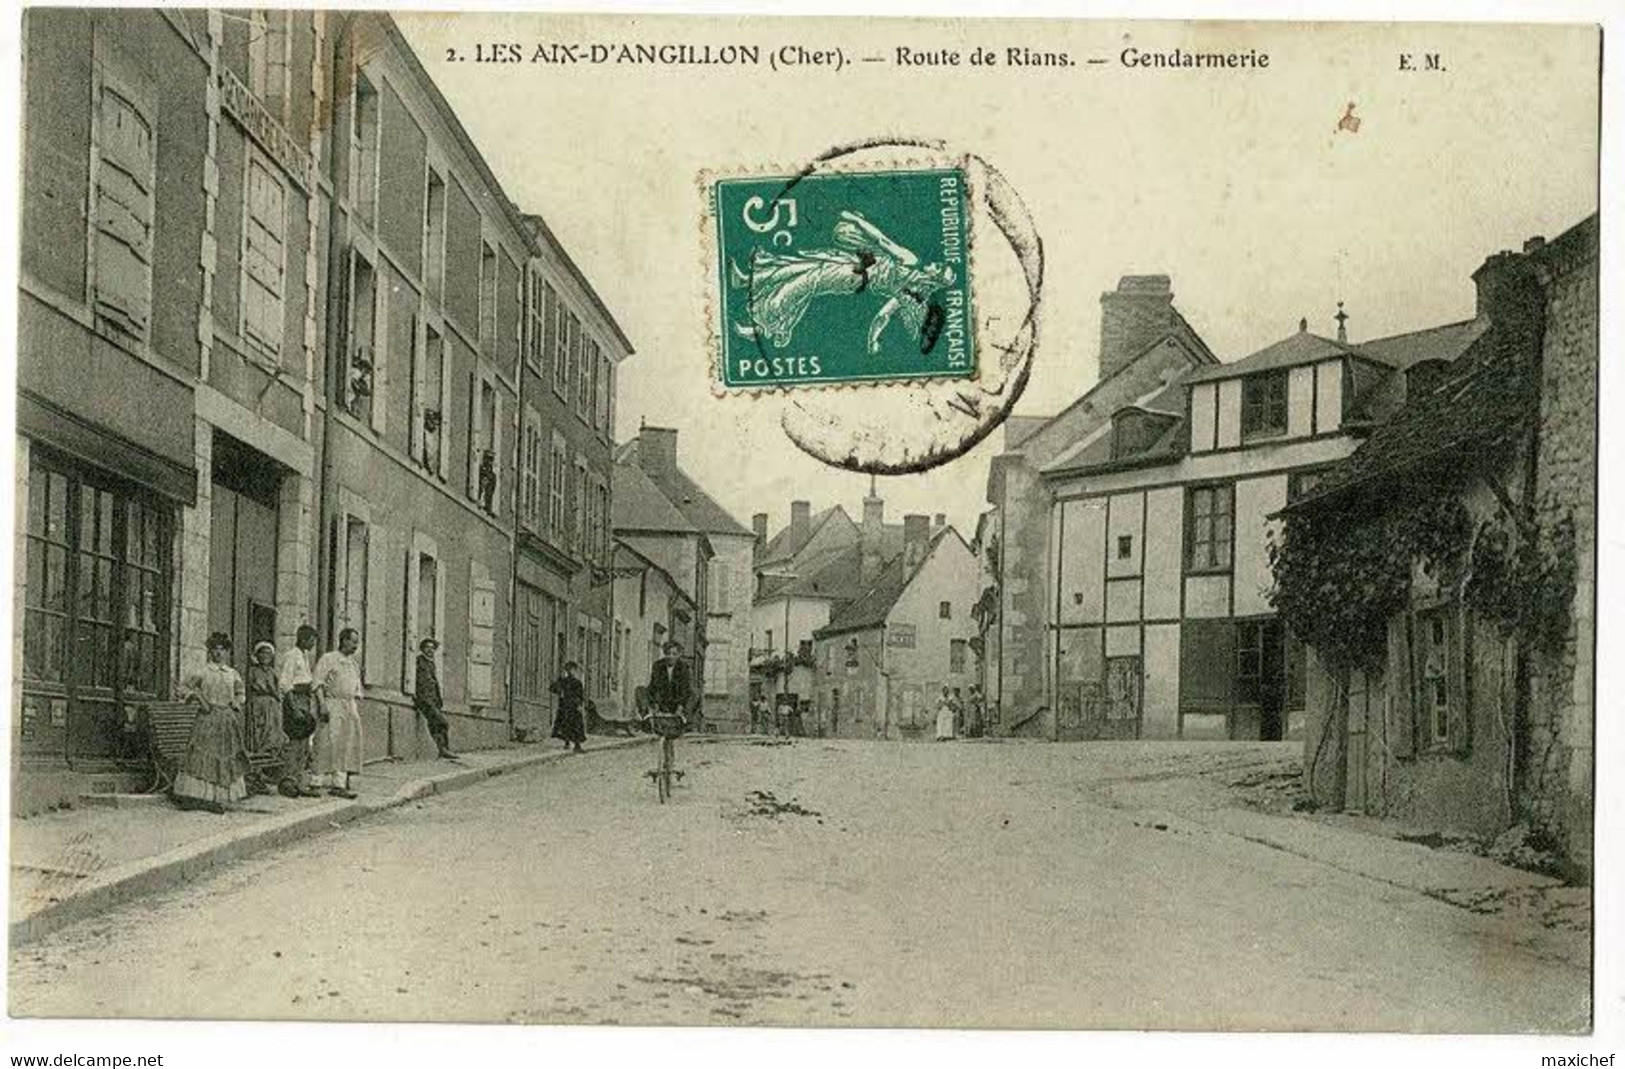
[1387,614,1415,759]
[409,314,424,461]
[465,371,479,497]
[402,545,419,693]
[1449,605,1472,756]
[363,526,390,684]
[369,282,388,435]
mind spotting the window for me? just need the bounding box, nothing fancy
[1418,609,1451,746]
[1241,371,1289,440]
[352,71,380,225]
[570,318,587,414]
[1187,484,1233,572]
[1287,469,1328,504]
[1235,620,1265,707]
[597,480,611,562]
[90,76,156,342]
[581,338,598,421]
[344,252,379,423]
[949,639,968,674]
[939,600,952,620]
[20,455,173,758]
[242,152,287,355]
[553,297,571,396]
[521,409,543,529]
[574,458,589,552]
[711,564,732,613]
[595,349,612,431]
[1117,534,1133,560]
[412,324,447,476]
[340,515,370,663]
[548,432,568,541]
[479,240,498,354]
[424,169,446,301]
[245,9,290,121]
[403,537,442,691]
[468,376,498,513]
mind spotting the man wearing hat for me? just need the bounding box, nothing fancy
[414,636,457,760]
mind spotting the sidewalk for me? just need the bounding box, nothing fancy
[9,735,650,947]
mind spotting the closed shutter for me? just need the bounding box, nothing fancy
[1448,606,1472,756]
[465,371,479,498]
[402,545,419,693]
[468,558,497,705]
[363,525,392,684]
[1387,614,1414,759]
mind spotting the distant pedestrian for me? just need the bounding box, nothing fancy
[934,685,957,742]
[277,625,322,798]
[550,660,586,753]
[172,632,251,813]
[243,640,284,794]
[966,684,986,739]
[414,637,457,759]
[312,628,365,799]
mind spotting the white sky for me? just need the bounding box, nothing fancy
[395,13,1599,538]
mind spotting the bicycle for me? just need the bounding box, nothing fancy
[641,710,688,803]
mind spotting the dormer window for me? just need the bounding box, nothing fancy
[1241,370,1288,441]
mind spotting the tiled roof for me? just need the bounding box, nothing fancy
[1184,331,1360,384]
[618,438,752,538]
[760,505,844,564]
[1042,380,1190,474]
[1286,322,1526,510]
[815,530,956,638]
[612,460,697,533]
[762,544,874,603]
[1356,317,1489,370]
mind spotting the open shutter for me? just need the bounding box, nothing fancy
[369,281,388,435]
[338,247,355,404]
[464,370,479,497]
[402,545,419,693]
[1387,614,1415,759]
[363,525,391,684]
[468,558,496,705]
[1448,605,1472,756]
[408,314,424,463]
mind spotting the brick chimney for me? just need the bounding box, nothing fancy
[903,514,931,571]
[790,500,811,547]
[637,426,678,481]
[1099,275,1174,381]
[752,512,768,551]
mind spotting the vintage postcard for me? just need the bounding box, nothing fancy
[4,3,1606,1048]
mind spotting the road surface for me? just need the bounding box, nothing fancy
[9,739,1590,1031]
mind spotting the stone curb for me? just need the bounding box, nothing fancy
[9,737,651,949]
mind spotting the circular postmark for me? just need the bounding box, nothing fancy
[711,137,1043,474]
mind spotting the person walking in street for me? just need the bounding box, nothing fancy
[647,641,693,723]
[549,660,587,753]
[934,685,958,742]
[243,640,284,795]
[414,637,458,759]
[312,628,365,799]
[277,625,322,798]
[172,632,251,813]
[966,684,986,739]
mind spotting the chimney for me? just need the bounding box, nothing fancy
[638,426,678,480]
[1098,275,1174,381]
[860,481,885,585]
[1471,248,1542,323]
[903,514,930,571]
[790,500,811,546]
[752,512,768,550]
[932,513,946,531]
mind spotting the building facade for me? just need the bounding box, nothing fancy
[811,521,979,740]
[1041,300,1489,742]
[1293,216,1597,876]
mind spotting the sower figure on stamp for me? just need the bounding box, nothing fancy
[277,625,323,798]
[550,660,587,754]
[414,637,458,760]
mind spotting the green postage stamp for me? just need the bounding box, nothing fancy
[712,167,976,390]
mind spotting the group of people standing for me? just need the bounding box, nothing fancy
[170,627,457,815]
[934,683,985,741]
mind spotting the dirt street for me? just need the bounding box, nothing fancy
[8,739,1590,1031]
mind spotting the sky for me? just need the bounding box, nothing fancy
[395,13,1599,539]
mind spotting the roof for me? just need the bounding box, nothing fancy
[1286,319,1526,511]
[1184,331,1359,384]
[758,544,873,604]
[618,437,752,538]
[1185,317,1489,386]
[521,213,636,355]
[759,505,845,565]
[1042,379,1189,474]
[815,529,961,638]
[613,540,695,608]
[1356,317,1489,371]
[612,461,696,534]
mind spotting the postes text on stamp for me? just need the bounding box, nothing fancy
[714,167,975,390]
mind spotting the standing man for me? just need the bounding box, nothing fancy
[277,625,322,798]
[414,637,457,759]
[647,640,693,722]
[550,660,587,753]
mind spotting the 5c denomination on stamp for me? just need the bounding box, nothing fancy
[713,167,975,390]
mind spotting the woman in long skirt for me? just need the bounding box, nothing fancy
[243,641,284,793]
[934,685,957,742]
[549,660,587,754]
[172,632,251,813]
[312,627,365,798]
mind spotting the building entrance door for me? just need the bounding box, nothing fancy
[208,433,282,676]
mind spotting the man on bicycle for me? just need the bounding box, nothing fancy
[646,640,693,726]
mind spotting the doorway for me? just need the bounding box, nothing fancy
[209,432,283,676]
